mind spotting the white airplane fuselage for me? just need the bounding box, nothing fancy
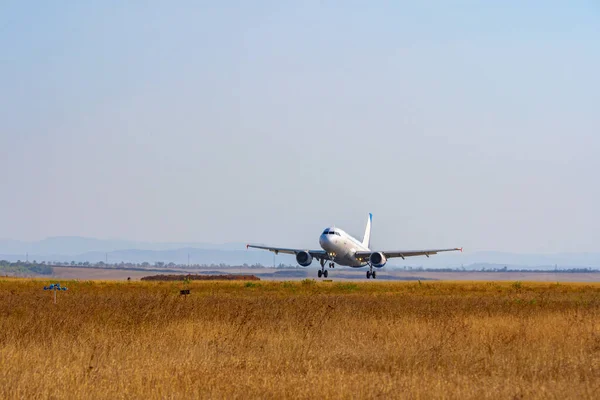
[319,228,370,267]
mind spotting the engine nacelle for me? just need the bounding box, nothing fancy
[296,251,313,267]
[369,252,387,268]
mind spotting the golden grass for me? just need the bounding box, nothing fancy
[1,279,599,399]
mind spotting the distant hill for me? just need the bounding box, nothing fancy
[0,237,598,269]
[434,251,600,270]
[0,237,284,265]
[0,237,246,257]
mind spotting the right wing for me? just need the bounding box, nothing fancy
[354,247,462,262]
[246,244,329,260]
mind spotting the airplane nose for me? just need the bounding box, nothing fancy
[320,234,334,251]
[319,234,329,247]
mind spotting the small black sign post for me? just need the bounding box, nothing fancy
[180,275,191,299]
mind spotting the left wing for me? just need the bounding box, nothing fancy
[355,247,462,261]
[246,244,329,260]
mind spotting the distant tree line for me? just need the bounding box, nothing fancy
[28,261,299,270]
[0,260,53,276]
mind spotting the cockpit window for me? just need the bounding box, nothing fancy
[335,232,341,236]
[322,229,330,234]
[328,231,335,235]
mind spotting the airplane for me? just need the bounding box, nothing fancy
[246,213,462,279]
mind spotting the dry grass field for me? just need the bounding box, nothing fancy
[1,279,599,399]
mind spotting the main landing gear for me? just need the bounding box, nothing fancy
[366,264,377,279]
[317,259,334,278]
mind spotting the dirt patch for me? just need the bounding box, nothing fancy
[51,266,152,280]
[141,274,260,281]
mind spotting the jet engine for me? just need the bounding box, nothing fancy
[296,251,313,267]
[369,252,387,268]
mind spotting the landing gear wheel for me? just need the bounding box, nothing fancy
[323,270,328,278]
[366,271,371,279]
[318,270,322,278]
[372,271,377,279]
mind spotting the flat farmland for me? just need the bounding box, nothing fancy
[48,266,600,282]
[1,279,599,399]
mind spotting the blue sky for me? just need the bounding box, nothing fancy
[1,1,599,253]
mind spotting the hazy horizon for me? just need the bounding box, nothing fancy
[1,234,600,256]
[2,2,599,253]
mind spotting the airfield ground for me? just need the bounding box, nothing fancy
[1,279,599,399]
[49,266,600,282]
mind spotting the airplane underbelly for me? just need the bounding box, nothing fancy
[326,240,367,267]
[334,249,366,267]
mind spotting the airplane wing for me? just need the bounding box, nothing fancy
[355,247,462,261]
[246,244,330,260]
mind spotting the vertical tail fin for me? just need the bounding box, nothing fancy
[362,213,372,248]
